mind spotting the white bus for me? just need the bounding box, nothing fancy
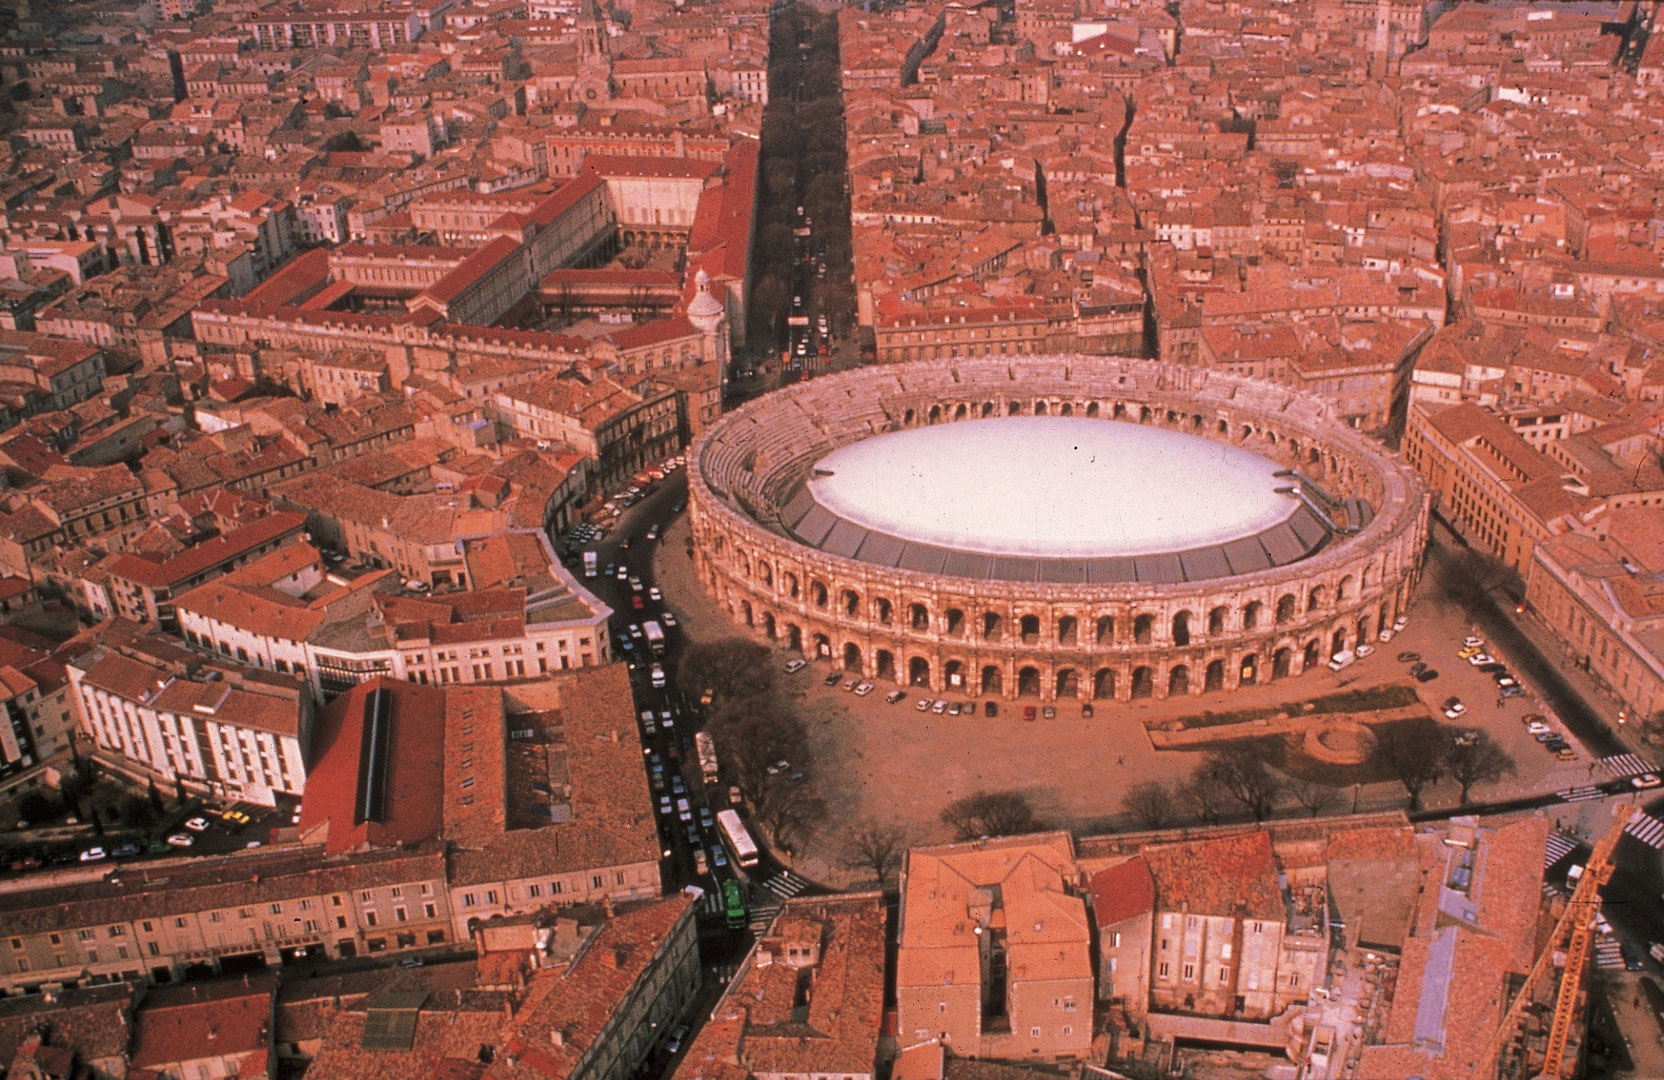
[716,809,759,869]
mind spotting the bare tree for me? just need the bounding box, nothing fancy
[1203,744,1284,822]
[1122,781,1174,830]
[841,819,909,885]
[940,791,1038,841]
[708,693,808,811]
[757,786,826,856]
[1377,724,1445,811]
[1285,775,1339,818]
[678,639,777,703]
[1178,765,1232,825]
[1445,729,1517,805]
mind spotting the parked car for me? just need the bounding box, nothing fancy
[1463,635,1485,648]
[220,809,251,826]
[649,587,662,601]
[986,701,1000,717]
[1397,651,1421,663]
[1354,644,1374,658]
[1080,703,1092,718]
[1415,668,1439,682]
[184,816,211,832]
[1458,646,1482,660]
[110,842,141,859]
[931,700,947,714]
[1467,653,1494,666]
[915,697,931,712]
[784,658,807,673]
[854,682,875,696]
[1042,706,1057,719]
[1022,706,1037,722]
[1410,661,1428,678]
[78,847,107,862]
[666,1024,690,1055]
[885,690,906,704]
[166,833,195,847]
[662,612,677,628]
[825,672,843,686]
[1632,773,1663,789]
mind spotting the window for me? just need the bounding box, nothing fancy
[591,875,603,889]
[7,938,18,951]
[1106,931,1119,949]
[107,926,125,938]
[365,911,378,927]
[1182,963,1195,981]
[1158,962,1169,977]
[424,903,437,919]
[528,884,542,898]
[141,921,153,933]
[77,929,94,942]
[463,893,476,907]
[1218,968,1230,985]
[1030,1027,1042,1038]
[48,934,60,946]
[1220,942,1232,959]
[394,908,407,923]
[15,958,27,972]
[270,903,282,915]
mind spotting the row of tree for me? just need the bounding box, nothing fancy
[677,639,826,854]
[1122,724,1516,830]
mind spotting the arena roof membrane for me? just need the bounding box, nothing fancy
[786,417,1327,583]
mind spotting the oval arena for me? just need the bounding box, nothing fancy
[688,357,1429,703]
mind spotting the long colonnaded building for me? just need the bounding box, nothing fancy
[689,357,1428,702]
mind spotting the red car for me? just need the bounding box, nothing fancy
[1023,706,1037,722]
[631,595,644,610]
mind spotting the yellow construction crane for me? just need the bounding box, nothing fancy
[1471,801,1633,1080]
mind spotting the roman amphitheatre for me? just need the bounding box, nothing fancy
[687,356,1429,704]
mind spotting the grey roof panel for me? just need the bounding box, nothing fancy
[1286,505,1328,547]
[1222,538,1273,575]
[821,519,870,559]
[992,556,1040,582]
[1040,559,1089,584]
[1134,553,1185,583]
[779,488,817,528]
[856,530,906,567]
[1179,545,1231,582]
[791,504,839,546]
[940,548,994,579]
[896,544,950,575]
[1260,523,1308,565]
[1087,557,1140,584]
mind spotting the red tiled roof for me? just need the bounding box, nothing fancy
[1089,857,1155,927]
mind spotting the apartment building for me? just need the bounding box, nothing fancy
[896,833,1093,1060]
[94,510,309,627]
[492,374,679,494]
[676,893,886,1080]
[67,630,312,807]
[0,847,453,993]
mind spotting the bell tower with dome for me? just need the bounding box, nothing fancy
[687,268,729,386]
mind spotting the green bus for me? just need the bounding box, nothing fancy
[722,879,747,929]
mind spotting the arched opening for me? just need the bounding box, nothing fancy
[1087,402,1100,417]
[874,597,893,625]
[1337,575,1354,603]
[1309,447,1321,465]
[1017,666,1042,697]
[1095,615,1114,644]
[909,603,930,631]
[1357,614,1372,643]
[944,660,965,690]
[1303,639,1321,669]
[1172,611,1191,647]
[762,612,777,639]
[1058,616,1078,646]
[1331,628,1347,656]
[1204,659,1225,692]
[1130,666,1154,698]
[876,650,897,680]
[1060,402,1074,416]
[1208,606,1228,635]
[811,581,828,608]
[1218,418,1229,435]
[1272,647,1292,680]
[1307,586,1325,613]
[1168,665,1189,696]
[1008,400,1022,415]
[903,408,915,424]
[1035,400,1049,415]
[1093,668,1116,699]
[1244,601,1262,630]
[983,612,1003,640]
[784,573,800,599]
[1114,402,1127,419]
[929,404,941,423]
[1139,405,1151,423]
[1056,668,1079,698]
[945,607,965,636]
[812,633,831,658]
[788,624,803,652]
[740,599,754,626]
[841,589,860,617]
[843,642,862,672]
[761,563,773,587]
[1019,614,1041,644]
[1134,614,1155,644]
[908,656,931,687]
[1275,594,1297,623]
[981,665,1003,694]
[1240,654,1259,685]
[982,401,995,417]
[954,403,967,419]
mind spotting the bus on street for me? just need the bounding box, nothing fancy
[716,809,759,869]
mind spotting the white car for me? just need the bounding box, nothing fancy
[784,658,807,673]
[649,587,662,601]
[1526,721,1552,736]
[1444,705,1467,720]
[931,699,947,714]
[915,697,931,712]
[1632,773,1663,790]
[854,682,875,696]
[1463,635,1485,648]
[78,847,107,862]
[662,612,677,627]
[1355,643,1375,658]
[184,816,211,832]
[1468,653,1494,666]
[165,833,194,847]
[649,664,666,688]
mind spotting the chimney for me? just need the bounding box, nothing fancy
[550,1026,565,1047]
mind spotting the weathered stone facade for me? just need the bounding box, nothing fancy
[690,357,1428,702]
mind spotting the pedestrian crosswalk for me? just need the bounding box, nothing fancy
[760,870,813,900]
[1556,786,1605,804]
[1626,808,1664,848]
[1600,753,1659,779]
[1595,936,1627,971]
[1543,830,1579,869]
[748,899,781,932]
[701,891,724,916]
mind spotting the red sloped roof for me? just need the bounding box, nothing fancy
[1089,856,1155,927]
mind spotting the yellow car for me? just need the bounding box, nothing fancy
[219,809,251,826]
[1457,646,1482,659]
